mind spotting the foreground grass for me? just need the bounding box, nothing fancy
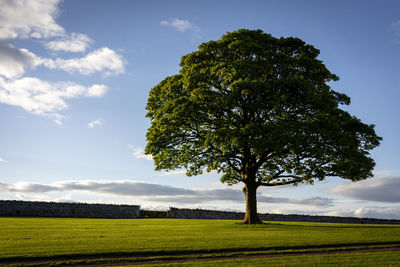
[143,251,400,266]
[0,217,400,261]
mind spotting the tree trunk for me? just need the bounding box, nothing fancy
[241,183,263,224]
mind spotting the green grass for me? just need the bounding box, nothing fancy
[143,251,400,266]
[0,217,400,264]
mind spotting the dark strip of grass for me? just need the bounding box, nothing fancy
[144,251,400,267]
[2,240,400,261]
[3,243,400,266]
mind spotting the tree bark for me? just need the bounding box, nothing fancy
[241,182,263,224]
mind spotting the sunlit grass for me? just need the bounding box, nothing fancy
[0,217,399,261]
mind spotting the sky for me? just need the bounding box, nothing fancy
[0,0,400,219]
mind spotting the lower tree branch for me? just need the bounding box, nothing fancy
[258,179,298,186]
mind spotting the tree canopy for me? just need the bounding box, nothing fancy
[145,29,382,224]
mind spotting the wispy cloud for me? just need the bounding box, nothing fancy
[161,170,188,176]
[257,195,334,207]
[160,18,200,36]
[323,206,400,220]
[41,47,125,76]
[0,157,6,163]
[129,145,153,160]
[391,19,400,43]
[0,180,333,207]
[0,0,125,124]
[45,33,92,53]
[0,77,108,125]
[0,41,40,79]
[391,20,400,30]
[160,169,218,176]
[327,176,400,203]
[13,192,77,203]
[373,170,393,177]
[88,119,103,128]
[0,0,64,39]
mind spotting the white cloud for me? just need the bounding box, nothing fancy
[0,157,6,163]
[373,170,393,177]
[352,206,400,219]
[0,0,64,39]
[327,176,400,203]
[42,47,125,76]
[88,119,102,128]
[323,206,400,220]
[0,77,108,124]
[257,195,334,207]
[0,44,124,80]
[129,146,153,160]
[0,41,41,79]
[0,0,125,78]
[161,170,188,176]
[160,169,219,176]
[0,0,125,123]
[15,193,77,203]
[0,179,333,207]
[160,18,200,33]
[87,84,108,97]
[45,33,92,52]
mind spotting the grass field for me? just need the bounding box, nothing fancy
[1,217,400,266]
[141,251,400,266]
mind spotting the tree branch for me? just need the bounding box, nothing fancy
[226,160,241,173]
[272,170,285,178]
[254,151,272,170]
[275,175,303,179]
[258,179,298,187]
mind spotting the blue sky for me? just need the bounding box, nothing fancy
[1,0,400,219]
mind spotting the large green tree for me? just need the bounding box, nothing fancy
[145,29,381,224]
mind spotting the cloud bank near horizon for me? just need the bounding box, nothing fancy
[0,179,333,207]
[327,176,400,203]
[2,177,400,219]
